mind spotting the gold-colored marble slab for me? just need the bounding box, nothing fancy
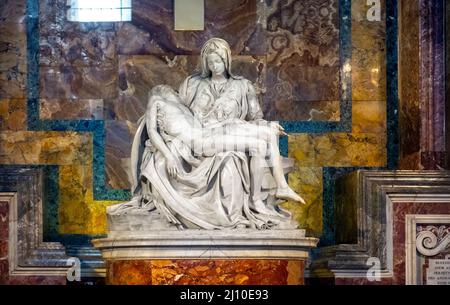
[288,133,387,168]
[282,167,323,237]
[352,0,386,101]
[59,164,118,234]
[0,131,91,165]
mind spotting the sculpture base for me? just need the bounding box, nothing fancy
[93,229,318,285]
[106,259,305,285]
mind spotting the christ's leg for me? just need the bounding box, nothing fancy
[200,134,305,203]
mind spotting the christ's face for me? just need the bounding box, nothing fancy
[207,53,225,77]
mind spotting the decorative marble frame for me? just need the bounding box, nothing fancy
[0,167,69,277]
[311,170,450,280]
[405,214,450,285]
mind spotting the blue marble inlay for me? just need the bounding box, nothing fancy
[386,0,399,169]
[43,165,59,241]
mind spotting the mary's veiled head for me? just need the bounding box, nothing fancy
[200,38,233,78]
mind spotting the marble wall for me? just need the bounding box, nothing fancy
[0,0,391,244]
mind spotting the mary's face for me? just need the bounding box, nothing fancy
[206,53,226,77]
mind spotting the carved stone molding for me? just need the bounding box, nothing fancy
[416,225,450,256]
[93,229,318,260]
[0,167,69,279]
[405,215,450,285]
[310,170,450,282]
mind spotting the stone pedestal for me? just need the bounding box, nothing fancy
[93,230,318,285]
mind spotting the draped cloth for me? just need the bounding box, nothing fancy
[108,74,297,230]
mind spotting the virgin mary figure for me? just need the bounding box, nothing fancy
[109,38,299,230]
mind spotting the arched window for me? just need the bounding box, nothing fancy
[67,0,132,22]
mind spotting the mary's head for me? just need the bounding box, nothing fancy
[200,38,233,78]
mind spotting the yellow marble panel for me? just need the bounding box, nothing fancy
[281,167,323,237]
[58,164,118,234]
[352,100,386,133]
[352,0,386,102]
[0,131,91,165]
[288,133,387,168]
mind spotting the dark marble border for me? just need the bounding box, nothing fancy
[386,0,400,169]
[447,0,450,168]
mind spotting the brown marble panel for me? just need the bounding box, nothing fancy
[0,22,27,99]
[0,99,27,131]
[39,0,65,66]
[39,99,104,120]
[0,71,26,99]
[40,66,118,99]
[0,240,7,258]
[59,23,117,67]
[118,0,264,56]
[264,0,340,120]
[0,0,26,24]
[105,120,133,190]
[107,259,305,285]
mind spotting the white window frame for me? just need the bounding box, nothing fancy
[66,0,132,22]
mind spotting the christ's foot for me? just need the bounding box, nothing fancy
[275,187,306,204]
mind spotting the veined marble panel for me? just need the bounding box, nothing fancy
[352,0,386,102]
[39,99,104,120]
[59,164,119,234]
[0,22,27,99]
[40,66,118,99]
[264,0,340,120]
[352,100,386,134]
[105,120,132,190]
[107,259,304,285]
[0,99,27,131]
[288,133,387,167]
[118,0,263,55]
[0,131,91,165]
[283,167,323,237]
[0,0,26,24]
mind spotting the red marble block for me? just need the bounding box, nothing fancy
[106,259,305,285]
